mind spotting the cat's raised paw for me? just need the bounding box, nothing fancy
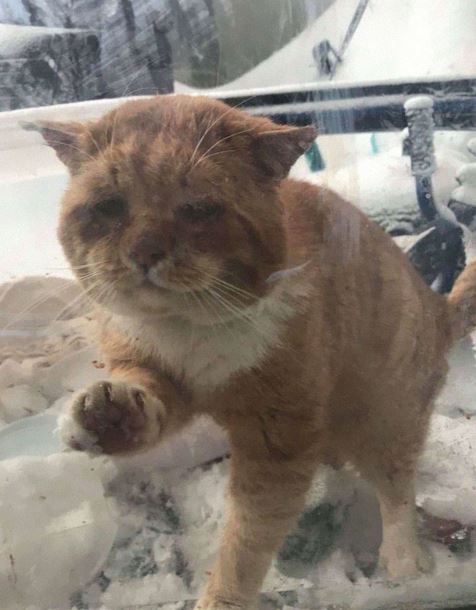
[60,380,164,454]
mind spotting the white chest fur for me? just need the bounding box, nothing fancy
[113,281,308,390]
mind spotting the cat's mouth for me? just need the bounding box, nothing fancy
[139,269,208,295]
[141,275,173,293]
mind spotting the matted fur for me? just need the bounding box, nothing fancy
[33,95,476,610]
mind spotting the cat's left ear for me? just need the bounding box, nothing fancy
[255,124,317,179]
[20,120,85,171]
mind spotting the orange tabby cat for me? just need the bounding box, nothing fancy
[30,95,476,610]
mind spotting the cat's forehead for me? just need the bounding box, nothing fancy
[84,97,253,190]
[93,95,244,147]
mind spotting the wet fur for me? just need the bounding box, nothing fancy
[35,95,476,610]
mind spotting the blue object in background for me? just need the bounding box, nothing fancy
[370,133,379,154]
[0,413,62,461]
[304,141,325,172]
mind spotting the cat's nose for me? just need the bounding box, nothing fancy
[128,234,166,272]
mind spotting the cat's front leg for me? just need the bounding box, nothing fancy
[195,443,316,610]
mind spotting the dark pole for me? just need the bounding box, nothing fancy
[404,95,437,221]
[405,96,463,293]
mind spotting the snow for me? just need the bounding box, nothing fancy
[0,0,30,25]
[0,358,25,387]
[452,163,476,207]
[418,415,476,525]
[0,413,61,460]
[404,95,434,111]
[292,144,465,234]
[456,163,476,186]
[0,24,87,58]
[0,383,48,422]
[404,96,436,177]
[467,138,476,157]
[0,452,117,610]
[452,184,476,208]
[334,0,476,83]
[204,0,360,91]
[198,0,476,93]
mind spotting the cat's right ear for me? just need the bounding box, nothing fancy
[20,120,85,172]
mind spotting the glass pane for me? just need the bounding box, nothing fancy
[1,2,475,610]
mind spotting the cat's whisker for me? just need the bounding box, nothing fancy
[107,73,152,152]
[0,279,91,335]
[70,262,113,272]
[94,280,119,311]
[207,286,301,367]
[46,279,109,326]
[209,279,255,302]
[205,281,293,350]
[46,260,112,271]
[203,288,274,352]
[208,281,252,311]
[198,270,256,301]
[191,148,239,170]
[185,286,213,324]
[191,126,257,171]
[76,271,109,284]
[201,289,250,348]
[204,286,265,337]
[86,129,103,157]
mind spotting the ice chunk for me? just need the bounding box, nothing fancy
[0,412,61,460]
[39,346,104,402]
[0,453,117,610]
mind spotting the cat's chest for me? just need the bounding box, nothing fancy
[160,323,270,388]
[118,306,287,390]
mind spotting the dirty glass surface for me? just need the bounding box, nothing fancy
[0,1,476,610]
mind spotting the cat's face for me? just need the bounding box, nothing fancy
[32,95,315,324]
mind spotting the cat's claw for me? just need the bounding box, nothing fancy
[59,380,163,454]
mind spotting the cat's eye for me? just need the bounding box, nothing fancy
[94,198,126,218]
[179,202,223,223]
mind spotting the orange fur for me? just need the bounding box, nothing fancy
[34,95,476,610]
